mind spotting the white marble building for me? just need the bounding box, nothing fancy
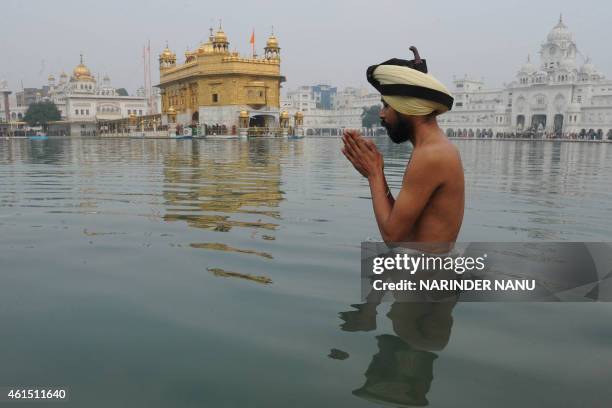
[46,56,147,135]
[282,85,381,135]
[439,16,612,140]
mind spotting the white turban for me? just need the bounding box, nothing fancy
[373,64,453,116]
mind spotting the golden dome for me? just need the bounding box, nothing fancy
[214,29,228,43]
[60,71,68,78]
[280,111,289,118]
[166,106,176,115]
[48,74,55,81]
[160,47,175,59]
[72,63,91,79]
[239,110,249,118]
[72,55,93,81]
[266,35,279,48]
[73,64,91,78]
[295,111,304,117]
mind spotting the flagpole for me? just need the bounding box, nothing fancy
[251,28,255,58]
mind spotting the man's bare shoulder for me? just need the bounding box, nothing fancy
[409,139,461,171]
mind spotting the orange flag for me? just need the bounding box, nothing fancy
[250,29,255,57]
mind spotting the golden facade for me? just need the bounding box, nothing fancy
[157,27,284,126]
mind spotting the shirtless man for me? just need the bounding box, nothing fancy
[342,97,464,245]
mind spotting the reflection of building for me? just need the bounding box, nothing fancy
[439,16,612,139]
[46,55,147,135]
[157,26,285,133]
[162,141,284,233]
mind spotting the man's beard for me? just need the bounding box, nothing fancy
[382,116,414,144]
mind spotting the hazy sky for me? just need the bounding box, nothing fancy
[2,0,611,95]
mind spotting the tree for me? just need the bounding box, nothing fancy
[361,105,381,128]
[116,88,129,96]
[23,101,61,129]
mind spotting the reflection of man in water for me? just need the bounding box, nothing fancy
[339,300,456,407]
[339,244,458,406]
[342,49,464,244]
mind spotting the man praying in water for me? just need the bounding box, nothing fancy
[342,48,464,245]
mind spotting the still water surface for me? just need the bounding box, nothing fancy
[1,137,611,407]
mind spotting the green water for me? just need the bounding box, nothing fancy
[1,137,611,407]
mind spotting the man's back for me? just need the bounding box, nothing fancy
[400,135,464,243]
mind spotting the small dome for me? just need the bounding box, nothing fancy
[239,110,249,118]
[60,71,68,78]
[580,58,596,75]
[547,15,572,42]
[166,106,176,114]
[519,55,536,74]
[73,64,91,79]
[214,29,228,44]
[160,46,176,62]
[48,74,55,81]
[280,111,289,118]
[266,35,279,48]
[72,55,93,81]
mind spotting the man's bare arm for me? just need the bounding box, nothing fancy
[369,149,442,243]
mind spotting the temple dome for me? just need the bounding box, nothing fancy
[214,29,228,44]
[72,56,94,81]
[547,15,573,42]
[266,35,279,48]
[519,55,536,74]
[580,58,596,75]
[160,46,176,61]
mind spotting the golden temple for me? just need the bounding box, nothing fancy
[157,25,287,134]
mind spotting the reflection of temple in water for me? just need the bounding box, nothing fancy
[161,140,285,233]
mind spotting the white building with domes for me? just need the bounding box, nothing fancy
[439,16,612,139]
[46,55,147,135]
